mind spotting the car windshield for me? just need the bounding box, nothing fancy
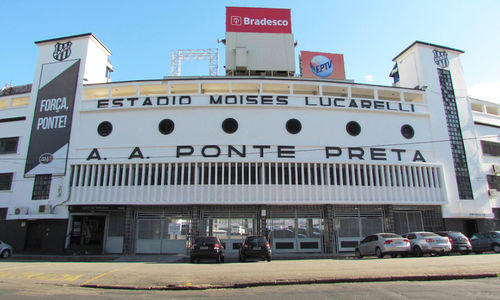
[448,232,465,238]
[420,232,439,237]
[246,236,267,243]
[379,233,401,238]
[194,237,217,244]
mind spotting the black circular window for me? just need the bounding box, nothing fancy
[401,124,415,139]
[222,118,238,134]
[97,121,113,137]
[159,119,175,135]
[346,121,361,136]
[286,118,302,134]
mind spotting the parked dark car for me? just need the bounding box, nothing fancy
[190,236,225,263]
[470,231,500,254]
[435,231,472,254]
[239,235,272,262]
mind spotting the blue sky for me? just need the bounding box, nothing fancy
[2,0,499,101]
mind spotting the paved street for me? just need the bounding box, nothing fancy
[0,253,499,290]
[1,278,500,299]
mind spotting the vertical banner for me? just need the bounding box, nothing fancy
[24,59,80,177]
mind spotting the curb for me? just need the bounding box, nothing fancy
[80,273,500,291]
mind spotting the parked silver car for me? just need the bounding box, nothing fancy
[435,231,472,254]
[401,232,452,256]
[355,233,411,259]
[0,240,13,259]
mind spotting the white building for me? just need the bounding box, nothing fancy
[0,7,499,255]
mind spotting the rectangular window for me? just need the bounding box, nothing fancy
[32,174,52,200]
[0,137,19,154]
[0,173,13,190]
[487,175,500,190]
[481,140,500,156]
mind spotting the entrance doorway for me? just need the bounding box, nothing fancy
[266,218,323,253]
[465,219,479,238]
[24,221,43,252]
[68,215,106,254]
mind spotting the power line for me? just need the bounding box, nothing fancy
[0,134,498,162]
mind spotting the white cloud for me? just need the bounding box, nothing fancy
[468,81,500,104]
[364,74,374,83]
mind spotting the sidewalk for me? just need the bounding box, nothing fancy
[3,253,500,290]
[10,252,347,263]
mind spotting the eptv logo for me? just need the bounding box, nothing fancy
[231,16,242,26]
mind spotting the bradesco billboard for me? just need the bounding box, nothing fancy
[226,6,291,34]
[300,51,346,80]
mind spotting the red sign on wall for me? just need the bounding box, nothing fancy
[226,7,292,34]
[300,51,346,80]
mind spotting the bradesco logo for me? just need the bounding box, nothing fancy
[234,16,289,27]
[226,7,292,34]
[310,55,334,78]
[231,15,243,26]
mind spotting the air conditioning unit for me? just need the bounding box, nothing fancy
[14,207,28,215]
[38,205,52,214]
[493,165,500,175]
[488,189,498,198]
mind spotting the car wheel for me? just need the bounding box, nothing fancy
[492,244,500,253]
[1,250,10,259]
[376,247,384,259]
[391,253,397,258]
[413,246,423,257]
[355,249,363,259]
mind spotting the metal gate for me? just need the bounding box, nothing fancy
[135,210,191,254]
[334,208,384,252]
[267,207,324,253]
[200,208,259,254]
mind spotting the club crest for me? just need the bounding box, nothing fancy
[53,41,72,61]
[433,49,449,68]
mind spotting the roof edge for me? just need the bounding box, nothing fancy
[35,33,111,55]
[393,41,464,62]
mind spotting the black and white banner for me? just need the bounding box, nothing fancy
[24,59,80,177]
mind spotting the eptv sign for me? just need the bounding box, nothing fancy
[300,51,346,80]
[226,7,292,34]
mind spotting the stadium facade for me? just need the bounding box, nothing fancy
[0,7,499,255]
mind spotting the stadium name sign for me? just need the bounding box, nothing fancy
[86,145,426,162]
[96,95,416,113]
